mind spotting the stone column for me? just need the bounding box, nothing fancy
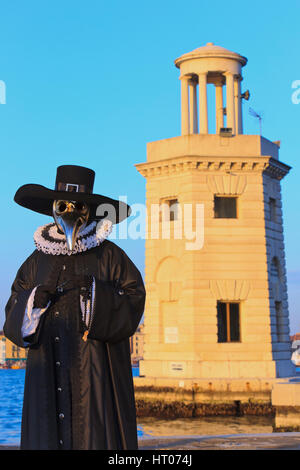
[198,73,208,134]
[189,79,198,134]
[180,75,189,135]
[234,77,243,134]
[215,81,224,134]
[225,72,235,135]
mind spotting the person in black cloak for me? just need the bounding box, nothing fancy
[3,165,146,450]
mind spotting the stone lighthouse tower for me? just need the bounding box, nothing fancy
[135,43,295,380]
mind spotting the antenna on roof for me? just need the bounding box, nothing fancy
[249,107,263,136]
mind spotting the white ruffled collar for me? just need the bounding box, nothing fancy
[34,219,113,256]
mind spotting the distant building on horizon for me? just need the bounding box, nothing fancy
[0,330,27,366]
[130,323,144,366]
[0,334,5,364]
[291,333,300,353]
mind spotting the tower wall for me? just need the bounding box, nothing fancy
[137,135,295,379]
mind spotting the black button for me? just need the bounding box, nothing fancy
[59,413,64,420]
[118,289,124,295]
[55,336,60,343]
[62,265,66,270]
[59,440,63,445]
[56,361,61,367]
[55,311,59,317]
[57,387,62,392]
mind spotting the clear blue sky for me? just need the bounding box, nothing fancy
[0,0,299,333]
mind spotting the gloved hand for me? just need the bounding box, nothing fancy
[33,284,57,308]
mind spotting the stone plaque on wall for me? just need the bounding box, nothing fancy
[164,327,178,343]
[169,362,186,373]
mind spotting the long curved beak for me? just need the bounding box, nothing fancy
[59,213,84,252]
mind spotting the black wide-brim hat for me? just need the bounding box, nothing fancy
[14,165,131,224]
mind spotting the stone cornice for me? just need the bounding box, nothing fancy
[135,155,291,180]
[264,158,292,180]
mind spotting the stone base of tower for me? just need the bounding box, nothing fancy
[134,374,299,421]
[139,358,296,379]
[134,375,296,419]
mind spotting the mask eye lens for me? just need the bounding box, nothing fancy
[74,202,87,212]
[57,201,67,213]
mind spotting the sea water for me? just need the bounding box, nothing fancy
[0,368,141,445]
[0,369,25,445]
[1,368,296,446]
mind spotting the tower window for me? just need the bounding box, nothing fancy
[217,301,240,342]
[271,256,281,281]
[214,196,237,218]
[168,199,179,221]
[160,198,179,221]
[269,198,277,222]
[275,301,285,342]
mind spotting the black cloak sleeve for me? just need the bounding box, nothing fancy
[3,251,38,348]
[87,245,146,344]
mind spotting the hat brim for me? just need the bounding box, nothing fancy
[14,184,131,224]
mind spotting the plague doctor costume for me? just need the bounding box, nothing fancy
[4,165,146,450]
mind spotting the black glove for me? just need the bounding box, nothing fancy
[33,284,57,308]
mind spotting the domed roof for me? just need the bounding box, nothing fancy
[175,42,247,68]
